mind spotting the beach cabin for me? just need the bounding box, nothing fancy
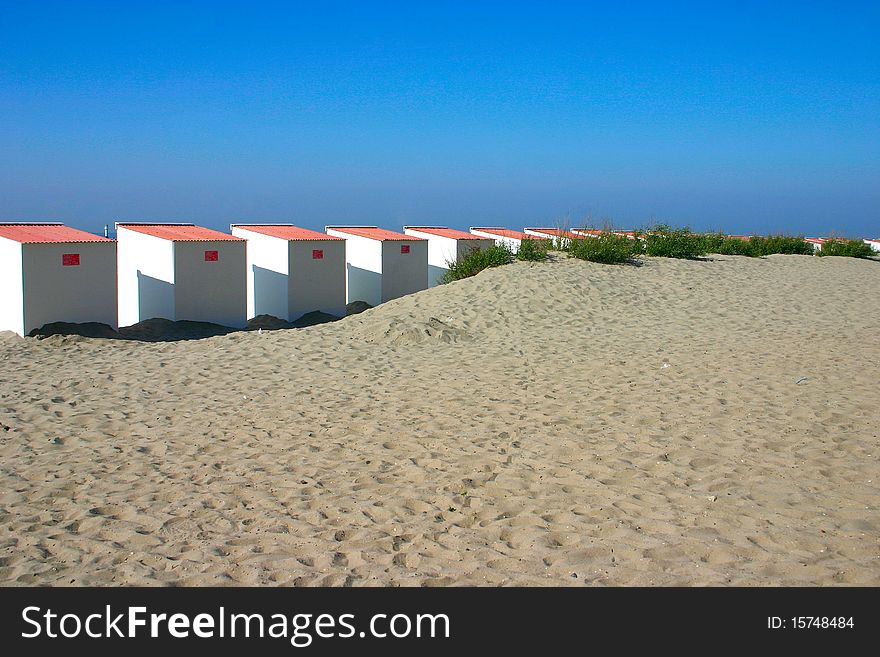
[570,228,643,240]
[403,226,494,287]
[864,239,880,252]
[524,227,580,248]
[116,223,247,328]
[325,226,427,306]
[572,228,604,238]
[230,224,346,321]
[805,238,828,252]
[468,227,547,254]
[0,223,117,337]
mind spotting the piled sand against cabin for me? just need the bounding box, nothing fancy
[0,254,879,586]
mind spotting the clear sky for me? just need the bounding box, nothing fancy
[1,1,878,237]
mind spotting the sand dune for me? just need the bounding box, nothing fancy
[1,254,878,586]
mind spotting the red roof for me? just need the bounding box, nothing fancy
[118,224,243,242]
[470,227,546,241]
[326,226,422,241]
[0,223,112,244]
[233,224,342,241]
[405,226,490,240]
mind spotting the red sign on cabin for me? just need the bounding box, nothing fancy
[401,244,410,254]
[312,249,324,260]
[62,254,80,266]
[204,250,219,262]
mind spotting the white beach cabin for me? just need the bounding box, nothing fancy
[572,228,646,242]
[0,223,117,337]
[403,226,494,287]
[230,224,346,321]
[469,227,548,254]
[864,239,880,252]
[805,238,828,252]
[325,226,427,307]
[524,227,580,248]
[116,223,247,328]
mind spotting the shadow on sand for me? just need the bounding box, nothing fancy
[27,305,373,342]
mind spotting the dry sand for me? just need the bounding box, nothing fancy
[1,254,878,586]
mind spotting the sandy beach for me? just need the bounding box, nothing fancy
[1,253,878,586]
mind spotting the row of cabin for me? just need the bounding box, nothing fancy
[4,222,874,337]
[0,223,533,337]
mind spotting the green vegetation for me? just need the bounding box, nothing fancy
[751,235,814,256]
[643,225,707,259]
[566,232,641,264]
[702,233,755,256]
[438,244,514,283]
[816,239,875,258]
[516,237,549,262]
[701,232,728,254]
[440,224,873,282]
[700,233,813,257]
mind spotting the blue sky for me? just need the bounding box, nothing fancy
[1,1,878,237]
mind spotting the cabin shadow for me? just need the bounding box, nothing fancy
[252,265,288,319]
[346,265,382,307]
[28,263,383,342]
[428,264,448,287]
[30,315,344,342]
[137,271,175,324]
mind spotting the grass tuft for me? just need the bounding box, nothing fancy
[643,225,707,259]
[566,232,641,264]
[702,233,756,256]
[438,244,514,283]
[751,235,815,256]
[516,237,549,261]
[816,239,875,258]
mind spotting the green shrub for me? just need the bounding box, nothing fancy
[643,225,707,259]
[701,232,726,254]
[703,233,756,256]
[567,232,642,264]
[516,237,549,262]
[816,239,875,258]
[751,235,814,256]
[438,244,514,283]
[720,237,757,256]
